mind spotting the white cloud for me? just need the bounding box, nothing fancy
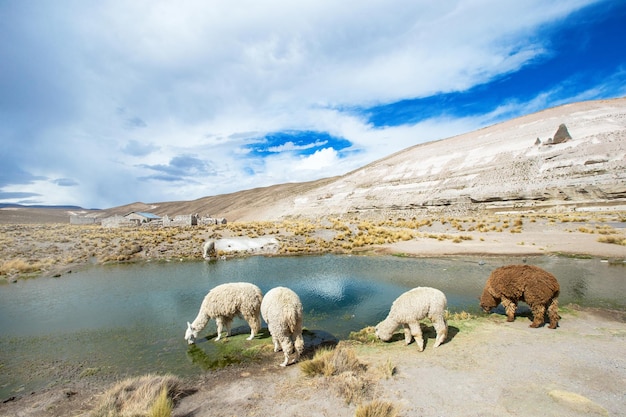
[297,148,341,171]
[267,140,328,153]
[0,0,613,208]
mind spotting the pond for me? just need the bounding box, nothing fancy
[0,254,624,399]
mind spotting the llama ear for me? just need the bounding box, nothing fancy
[187,321,192,329]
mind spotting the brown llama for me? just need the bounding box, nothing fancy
[480,264,560,329]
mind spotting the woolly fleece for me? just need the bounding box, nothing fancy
[185,282,263,343]
[261,286,304,366]
[375,286,448,351]
[480,264,560,328]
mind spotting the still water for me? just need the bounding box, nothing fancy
[0,254,624,398]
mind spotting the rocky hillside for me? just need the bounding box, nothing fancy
[24,97,622,223]
[241,98,625,219]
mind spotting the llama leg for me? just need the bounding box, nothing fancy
[402,323,414,345]
[408,322,424,351]
[225,316,234,336]
[279,336,294,367]
[432,315,448,348]
[530,304,546,328]
[215,317,224,341]
[243,313,260,340]
[547,298,560,329]
[501,298,517,322]
[293,334,304,363]
[272,334,281,352]
[217,316,233,340]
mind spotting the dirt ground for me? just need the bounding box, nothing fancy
[0,212,625,417]
[171,308,626,417]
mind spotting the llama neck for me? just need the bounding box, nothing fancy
[379,317,399,336]
[191,309,210,331]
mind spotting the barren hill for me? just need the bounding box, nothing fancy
[3,98,625,224]
[130,97,623,222]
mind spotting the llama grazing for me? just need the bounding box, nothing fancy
[375,287,448,351]
[261,286,305,366]
[480,264,560,329]
[185,282,263,344]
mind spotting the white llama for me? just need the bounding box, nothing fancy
[261,286,305,366]
[185,282,262,344]
[375,287,448,351]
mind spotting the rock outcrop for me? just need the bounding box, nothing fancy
[551,123,572,144]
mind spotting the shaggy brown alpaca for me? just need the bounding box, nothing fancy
[480,264,560,329]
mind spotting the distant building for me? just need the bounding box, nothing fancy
[198,216,227,225]
[124,212,161,224]
[162,214,198,227]
[101,212,225,228]
[102,215,134,228]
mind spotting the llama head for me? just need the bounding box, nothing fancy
[479,291,500,313]
[185,322,198,344]
[374,320,393,342]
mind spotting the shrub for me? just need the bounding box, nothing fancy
[597,235,626,246]
[355,400,399,417]
[0,258,38,275]
[90,374,183,417]
[300,344,371,403]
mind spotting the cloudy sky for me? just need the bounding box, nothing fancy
[2,0,625,209]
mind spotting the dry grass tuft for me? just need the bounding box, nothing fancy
[300,347,334,377]
[377,358,396,380]
[300,343,372,404]
[90,374,184,417]
[445,310,476,321]
[0,258,37,275]
[149,386,173,417]
[349,326,380,344]
[597,235,626,245]
[355,400,399,417]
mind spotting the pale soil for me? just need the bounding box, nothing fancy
[383,222,626,259]
[171,308,626,417]
[0,213,625,417]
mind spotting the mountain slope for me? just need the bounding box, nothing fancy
[106,98,626,222]
[244,97,626,220]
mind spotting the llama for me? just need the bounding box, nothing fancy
[375,287,448,351]
[261,286,305,366]
[185,282,262,344]
[480,264,560,328]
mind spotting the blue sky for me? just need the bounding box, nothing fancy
[1,0,625,209]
